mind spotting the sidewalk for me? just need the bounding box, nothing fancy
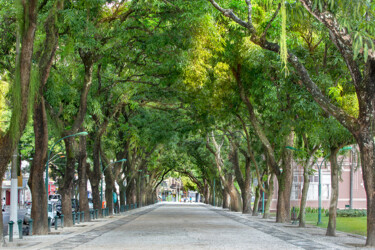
[2,204,157,249]
[2,203,371,249]
[207,205,369,249]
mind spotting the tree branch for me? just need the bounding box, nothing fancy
[207,0,254,32]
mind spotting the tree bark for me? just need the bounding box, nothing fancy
[227,174,242,212]
[229,138,252,214]
[118,180,126,208]
[87,137,102,216]
[59,137,77,227]
[203,180,210,204]
[252,186,260,216]
[326,147,340,236]
[263,173,274,219]
[78,132,90,221]
[222,188,230,209]
[29,96,48,235]
[0,0,37,242]
[299,164,310,227]
[356,132,375,245]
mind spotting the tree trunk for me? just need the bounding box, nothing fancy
[78,133,90,221]
[0,183,3,243]
[326,147,340,236]
[276,132,294,223]
[105,173,114,215]
[0,0,37,242]
[126,179,137,205]
[263,173,274,219]
[203,180,210,204]
[356,133,375,246]
[299,164,310,227]
[253,186,260,216]
[91,182,100,212]
[60,137,76,227]
[29,97,48,235]
[119,181,126,208]
[230,140,252,214]
[136,173,141,206]
[276,173,290,223]
[227,175,242,212]
[222,188,230,209]
[28,0,62,234]
[242,185,252,214]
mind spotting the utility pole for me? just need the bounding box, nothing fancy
[10,147,19,235]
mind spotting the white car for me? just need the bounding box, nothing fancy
[49,194,61,203]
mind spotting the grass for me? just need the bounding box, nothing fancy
[304,213,367,236]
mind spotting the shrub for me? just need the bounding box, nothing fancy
[325,209,367,217]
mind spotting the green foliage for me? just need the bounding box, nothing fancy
[279,0,288,76]
[326,209,367,217]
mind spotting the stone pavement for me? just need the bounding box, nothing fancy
[2,202,370,249]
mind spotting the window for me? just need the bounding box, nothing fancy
[293,176,298,183]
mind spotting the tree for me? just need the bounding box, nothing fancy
[207,0,375,245]
[0,0,38,241]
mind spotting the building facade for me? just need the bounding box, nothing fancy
[269,148,366,211]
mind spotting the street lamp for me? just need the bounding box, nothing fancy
[100,159,126,206]
[45,132,88,201]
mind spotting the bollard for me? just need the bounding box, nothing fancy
[130,204,133,210]
[126,205,129,211]
[72,212,76,225]
[48,217,52,232]
[81,211,84,222]
[54,216,58,230]
[101,209,105,217]
[17,219,23,239]
[8,221,14,242]
[29,218,33,236]
[77,212,80,224]
[106,208,109,216]
[135,203,137,209]
[61,214,64,228]
[121,205,124,213]
[95,209,98,219]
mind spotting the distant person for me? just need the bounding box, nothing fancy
[2,197,5,211]
[189,197,192,203]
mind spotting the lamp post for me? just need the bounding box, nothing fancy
[45,132,88,206]
[100,159,126,208]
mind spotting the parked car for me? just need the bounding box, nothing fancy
[49,194,61,202]
[24,201,57,225]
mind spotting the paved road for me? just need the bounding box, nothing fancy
[32,203,366,250]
